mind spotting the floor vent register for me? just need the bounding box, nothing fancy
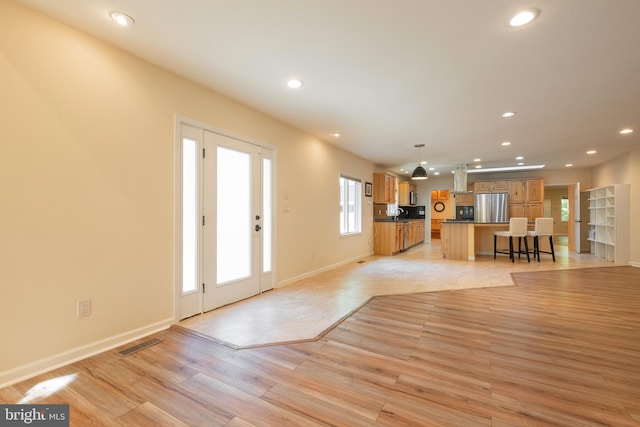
[117,338,164,356]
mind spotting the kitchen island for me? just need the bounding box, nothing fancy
[441,221,534,261]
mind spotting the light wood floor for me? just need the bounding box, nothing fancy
[2,244,639,425]
[181,239,611,348]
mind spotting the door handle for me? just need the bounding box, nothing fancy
[255,224,262,231]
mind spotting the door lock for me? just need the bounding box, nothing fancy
[255,224,262,231]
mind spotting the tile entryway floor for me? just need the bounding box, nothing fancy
[180,238,609,348]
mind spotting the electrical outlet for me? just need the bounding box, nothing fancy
[78,299,91,318]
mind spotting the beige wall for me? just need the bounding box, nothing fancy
[0,2,373,380]
[592,150,640,264]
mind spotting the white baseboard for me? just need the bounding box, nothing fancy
[276,251,374,288]
[0,317,174,388]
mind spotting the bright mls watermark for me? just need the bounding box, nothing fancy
[0,405,69,426]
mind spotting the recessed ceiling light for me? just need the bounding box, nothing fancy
[517,162,525,166]
[332,132,341,138]
[565,164,573,167]
[515,156,524,160]
[110,11,134,26]
[434,172,440,176]
[428,167,435,171]
[473,158,481,162]
[475,165,482,169]
[286,79,303,89]
[587,150,597,155]
[508,9,540,27]
[501,141,511,146]
[420,161,427,165]
[620,128,634,134]
[501,112,516,118]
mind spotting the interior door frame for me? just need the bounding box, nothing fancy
[173,115,277,321]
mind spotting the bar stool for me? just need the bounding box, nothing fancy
[494,217,530,262]
[528,217,555,262]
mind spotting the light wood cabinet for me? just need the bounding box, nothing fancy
[409,220,425,246]
[508,180,526,203]
[525,202,543,221]
[492,181,509,192]
[441,222,474,261]
[508,178,545,221]
[374,219,424,255]
[373,173,397,204]
[398,181,417,206]
[473,182,491,193]
[526,178,544,202]
[474,181,507,193]
[431,189,449,200]
[510,201,544,222]
[374,221,399,256]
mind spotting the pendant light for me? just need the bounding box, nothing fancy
[411,144,428,180]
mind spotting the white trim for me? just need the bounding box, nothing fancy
[174,114,277,152]
[0,318,173,388]
[276,251,373,288]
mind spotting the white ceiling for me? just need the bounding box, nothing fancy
[15,0,640,176]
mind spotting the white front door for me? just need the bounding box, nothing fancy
[177,123,274,320]
[202,130,273,311]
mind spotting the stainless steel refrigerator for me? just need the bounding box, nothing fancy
[475,193,509,223]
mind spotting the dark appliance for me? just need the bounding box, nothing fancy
[409,191,417,205]
[456,205,474,221]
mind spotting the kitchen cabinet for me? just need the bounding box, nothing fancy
[509,201,544,222]
[441,221,474,261]
[398,181,417,206]
[508,180,526,203]
[587,184,629,263]
[374,219,424,255]
[431,189,449,201]
[373,173,396,204]
[508,178,545,221]
[474,181,508,193]
[374,222,399,256]
[526,178,544,202]
[410,220,425,246]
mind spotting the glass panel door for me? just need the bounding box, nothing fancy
[202,131,266,311]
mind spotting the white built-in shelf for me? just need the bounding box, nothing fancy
[587,184,629,263]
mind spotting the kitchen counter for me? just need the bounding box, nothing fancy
[441,221,534,261]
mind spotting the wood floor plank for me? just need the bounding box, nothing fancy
[1,266,639,426]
